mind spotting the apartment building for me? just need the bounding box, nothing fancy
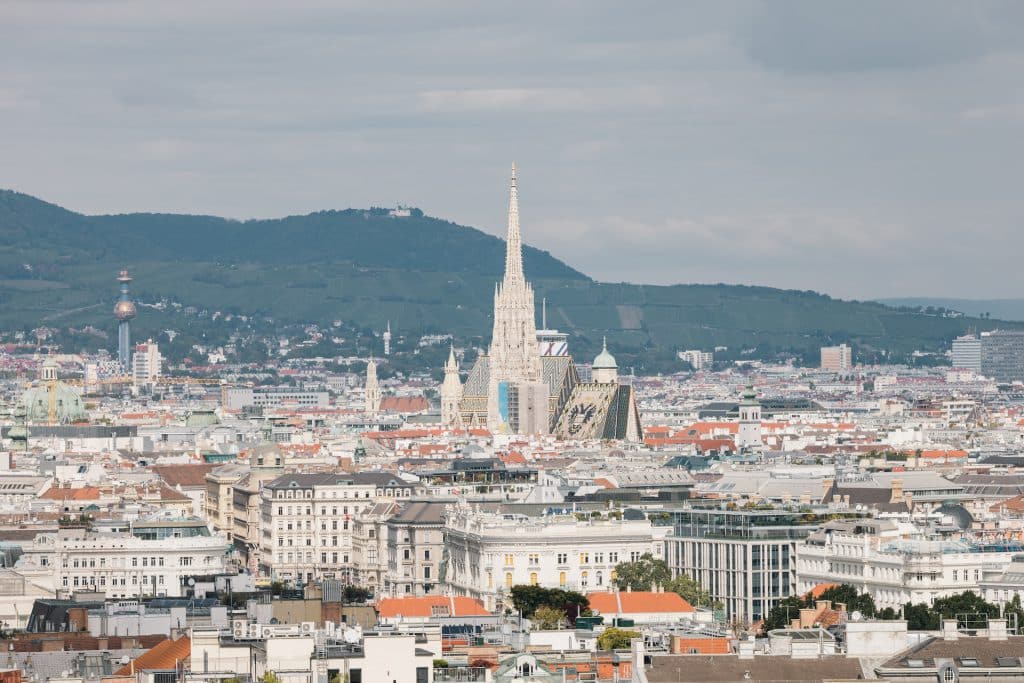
[795,519,1020,609]
[259,472,420,583]
[15,516,228,599]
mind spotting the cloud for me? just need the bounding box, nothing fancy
[0,1,1022,299]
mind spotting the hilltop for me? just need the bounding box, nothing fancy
[0,189,1010,370]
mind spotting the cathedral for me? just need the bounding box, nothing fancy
[440,165,643,441]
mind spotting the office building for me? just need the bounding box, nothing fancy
[666,507,856,623]
[678,349,713,370]
[951,333,982,371]
[820,344,852,372]
[223,386,329,410]
[132,339,162,388]
[980,330,1024,383]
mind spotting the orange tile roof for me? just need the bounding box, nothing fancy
[377,596,490,618]
[39,487,102,501]
[588,591,694,615]
[380,396,430,413]
[806,582,839,599]
[114,636,190,676]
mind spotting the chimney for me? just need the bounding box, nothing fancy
[890,479,904,504]
[989,619,1008,641]
[799,607,817,628]
[942,619,959,641]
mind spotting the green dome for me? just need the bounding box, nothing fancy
[18,382,88,423]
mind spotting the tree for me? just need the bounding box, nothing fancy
[665,574,718,609]
[933,591,1000,626]
[761,595,807,632]
[598,627,640,651]
[532,605,566,630]
[261,673,281,683]
[613,553,670,591]
[816,584,877,618]
[508,585,588,623]
[902,602,940,631]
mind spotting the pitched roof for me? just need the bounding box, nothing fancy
[113,636,191,676]
[377,596,490,618]
[151,464,217,489]
[379,396,430,413]
[39,487,102,501]
[588,591,694,615]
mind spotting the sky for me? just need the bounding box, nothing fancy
[2,1,1023,300]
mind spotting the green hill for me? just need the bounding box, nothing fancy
[0,188,1010,370]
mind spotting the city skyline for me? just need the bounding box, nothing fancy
[3,1,1024,300]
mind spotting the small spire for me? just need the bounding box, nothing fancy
[602,336,608,351]
[503,162,524,283]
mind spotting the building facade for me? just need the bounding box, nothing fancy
[666,507,849,624]
[259,472,420,583]
[820,344,853,372]
[444,503,669,611]
[951,334,982,371]
[981,330,1024,383]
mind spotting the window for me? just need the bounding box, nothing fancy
[559,572,567,587]
[530,572,538,586]
[594,553,604,564]
[504,554,515,567]
[424,566,431,580]
[506,572,513,588]
[424,549,431,561]
[528,554,539,565]
[580,553,590,565]
[581,571,589,587]
[557,553,568,565]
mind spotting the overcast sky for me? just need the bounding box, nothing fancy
[2,1,1023,300]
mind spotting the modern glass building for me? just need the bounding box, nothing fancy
[666,506,867,624]
[981,330,1024,383]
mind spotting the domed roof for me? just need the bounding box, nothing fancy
[114,300,137,320]
[593,337,617,369]
[18,382,88,424]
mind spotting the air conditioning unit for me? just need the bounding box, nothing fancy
[261,627,274,639]
[249,623,262,638]
[232,626,246,639]
[231,619,247,632]
[300,622,315,634]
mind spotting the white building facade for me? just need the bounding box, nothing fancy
[443,503,669,611]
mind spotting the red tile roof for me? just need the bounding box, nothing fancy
[114,636,190,676]
[151,464,217,489]
[588,591,694,615]
[380,396,430,413]
[377,596,490,618]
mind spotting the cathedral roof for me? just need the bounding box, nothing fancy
[592,337,617,369]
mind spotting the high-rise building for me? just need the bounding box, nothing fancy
[132,339,162,388]
[113,269,136,374]
[980,330,1024,383]
[820,343,852,372]
[486,164,543,430]
[951,334,982,371]
[383,321,392,356]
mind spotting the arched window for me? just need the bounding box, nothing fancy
[505,572,513,588]
[559,572,567,587]
[530,572,538,586]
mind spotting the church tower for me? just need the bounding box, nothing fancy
[440,345,463,428]
[365,359,381,415]
[736,383,762,450]
[487,164,543,430]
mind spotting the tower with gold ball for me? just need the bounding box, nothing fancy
[114,269,137,374]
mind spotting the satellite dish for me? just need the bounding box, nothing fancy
[850,610,863,622]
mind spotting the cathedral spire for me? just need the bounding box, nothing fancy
[504,162,524,283]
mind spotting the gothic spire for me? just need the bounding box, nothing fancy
[504,162,524,283]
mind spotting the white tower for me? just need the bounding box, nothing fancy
[383,321,392,357]
[486,164,543,429]
[440,344,463,428]
[592,337,618,384]
[365,359,381,415]
[736,383,762,450]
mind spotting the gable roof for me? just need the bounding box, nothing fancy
[151,464,217,489]
[377,596,490,618]
[113,636,191,676]
[588,591,694,615]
